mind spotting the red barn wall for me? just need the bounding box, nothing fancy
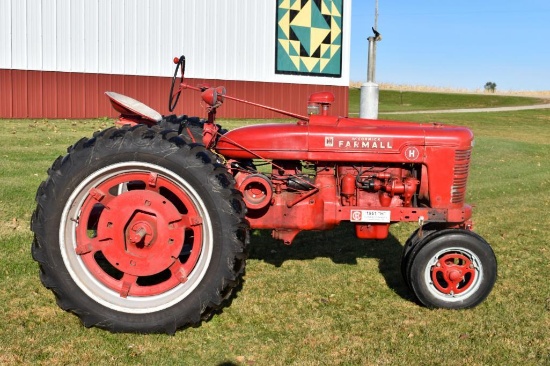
[0,69,349,119]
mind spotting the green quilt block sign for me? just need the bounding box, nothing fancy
[276,0,343,77]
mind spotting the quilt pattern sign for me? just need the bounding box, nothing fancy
[276,0,343,77]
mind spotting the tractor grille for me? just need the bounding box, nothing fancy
[451,148,472,203]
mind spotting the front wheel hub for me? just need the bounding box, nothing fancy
[431,253,475,295]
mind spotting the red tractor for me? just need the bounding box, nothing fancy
[32,56,496,334]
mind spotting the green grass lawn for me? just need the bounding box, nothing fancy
[348,88,547,115]
[1,94,549,365]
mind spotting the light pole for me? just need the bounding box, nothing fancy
[372,0,379,80]
[360,0,381,119]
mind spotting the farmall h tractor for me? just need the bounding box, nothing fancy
[31,56,496,334]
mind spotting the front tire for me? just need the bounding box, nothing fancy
[407,230,496,309]
[400,224,442,289]
[31,125,248,334]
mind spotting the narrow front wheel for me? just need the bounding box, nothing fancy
[408,230,496,309]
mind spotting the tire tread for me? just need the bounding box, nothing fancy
[31,125,248,334]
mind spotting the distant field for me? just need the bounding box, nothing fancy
[1,92,549,365]
[350,82,550,99]
[348,88,547,115]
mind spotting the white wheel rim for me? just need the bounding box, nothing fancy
[422,246,483,302]
[59,161,214,314]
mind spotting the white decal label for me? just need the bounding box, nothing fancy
[325,136,334,147]
[350,210,391,223]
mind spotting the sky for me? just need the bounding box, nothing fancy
[349,0,550,91]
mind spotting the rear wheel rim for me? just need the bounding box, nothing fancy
[60,162,213,314]
[423,247,483,302]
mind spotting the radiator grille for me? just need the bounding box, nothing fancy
[452,149,472,203]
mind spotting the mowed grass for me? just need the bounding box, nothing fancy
[1,93,549,365]
[348,88,548,115]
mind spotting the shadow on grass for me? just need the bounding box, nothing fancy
[248,221,412,302]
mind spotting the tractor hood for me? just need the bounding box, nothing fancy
[215,116,474,164]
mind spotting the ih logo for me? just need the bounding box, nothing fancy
[325,136,334,147]
[351,210,362,221]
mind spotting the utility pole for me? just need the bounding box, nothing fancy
[372,0,379,81]
[360,0,381,119]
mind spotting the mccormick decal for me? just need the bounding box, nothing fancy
[324,136,394,150]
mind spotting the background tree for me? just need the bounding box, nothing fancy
[484,81,497,93]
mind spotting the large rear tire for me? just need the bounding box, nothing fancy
[31,125,248,334]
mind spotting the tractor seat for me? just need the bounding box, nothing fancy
[105,91,163,122]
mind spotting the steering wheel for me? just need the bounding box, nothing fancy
[168,55,186,112]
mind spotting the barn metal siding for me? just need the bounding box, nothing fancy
[0,69,349,119]
[1,0,351,119]
[3,0,351,85]
[0,0,11,68]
